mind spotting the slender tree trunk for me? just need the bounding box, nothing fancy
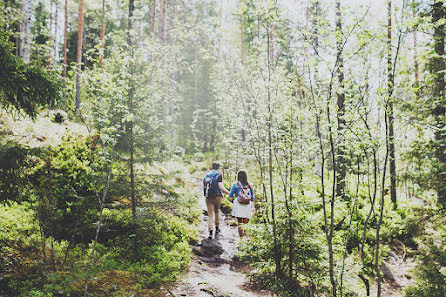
[327,98,337,297]
[54,0,59,62]
[269,21,275,64]
[241,13,245,66]
[217,0,222,62]
[267,21,280,279]
[62,0,68,78]
[170,0,178,141]
[376,107,390,297]
[151,0,157,37]
[17,0,23,57]
[159,0,166,42]
[47,0,53,68]
[23,0,31,62]
[432,2,446,206]
[413,4,419,85]
[388,0,397,208]
[335,0,346,201]
[287,107,295,280]
[99,0,106,69]
[83,160,114,297]
[128,0,136,224]
[194,40,198,91]
[311,1,319,50]
[240,12,247,142]
[75,0,85,113]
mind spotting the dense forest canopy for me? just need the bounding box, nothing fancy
[0,0,445,296]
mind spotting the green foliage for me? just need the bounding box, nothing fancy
[49,110,67,124]
[238,197,324,295]
[28,134,102,241]
[405,211,446,297]
[0,32,60,118]
[0,141,38,202]
[0,202,40,296]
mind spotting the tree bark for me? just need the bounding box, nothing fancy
[413,4,419,85]
[22,0,31,62]
[75,0,85,112]
[99,0,105,69]
[170,0,178,141]
[388,0,397,208]
[376,107,390,297]
[241,12,246,142]
[47,0,53,68]
[335,0,346,201]
[62,0,68,77]
[217,0,222,62]
[159,0,166,42]
[151,0,157,37]
[17,0,23,57]
[241,13,245,66]
[267,20,280,279]
[432,2,446,206]
[128,0,136,222]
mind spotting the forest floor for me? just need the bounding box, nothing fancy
[166,171,419,297]
[167,172,277,297]
[0,113,420,297]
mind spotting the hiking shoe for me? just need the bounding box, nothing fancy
[208,230,213,239]
[215,226,220,234]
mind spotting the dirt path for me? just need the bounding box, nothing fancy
[168,174,276,297]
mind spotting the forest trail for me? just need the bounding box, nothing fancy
[168,172,276,297]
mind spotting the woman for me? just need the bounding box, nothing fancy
[229,170,255,237]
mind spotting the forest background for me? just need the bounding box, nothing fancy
[0,0,445,296]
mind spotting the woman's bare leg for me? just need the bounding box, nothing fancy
[237,218,244,237]
[242,218,249,236]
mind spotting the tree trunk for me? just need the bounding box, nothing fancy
[194,39,198,91]
[151,0,156,37]
[432,2,446,206]
[99,0,105,69]
[62,0,68,77]
[335,0,346,201]
[22,0,31,62]
[17,0,23,57]
[47,0,53,68]
[170,0,178,141]
[267,20,280,279]
[269,21,275,64]
[159,0,166,42]
[217,0,222,62]
[241,13,245,66]
[128,0,136,222]
[75,0,85,113]
[241,12,246,142]
[376,107,390,297]
[413,4,419,85]
[54,0,59,63]
[388,0,397,208]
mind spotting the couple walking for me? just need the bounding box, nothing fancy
[203,162,255,239]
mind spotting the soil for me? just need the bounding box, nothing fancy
[167,174,277,297]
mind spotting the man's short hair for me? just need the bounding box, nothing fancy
[212,162,220,170]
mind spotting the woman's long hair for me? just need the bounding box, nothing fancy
[237,170,249,186]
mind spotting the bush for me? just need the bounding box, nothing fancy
[28,134,103,242]
[0,202,40,296]
[404,212,446,297]
[49,109,67,124]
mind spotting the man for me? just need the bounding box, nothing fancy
[203,162,229,239]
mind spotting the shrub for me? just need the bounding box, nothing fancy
[49,109,67,124]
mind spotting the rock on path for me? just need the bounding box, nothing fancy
[168,174,276,297]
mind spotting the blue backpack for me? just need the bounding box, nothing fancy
[203,171,220,198]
